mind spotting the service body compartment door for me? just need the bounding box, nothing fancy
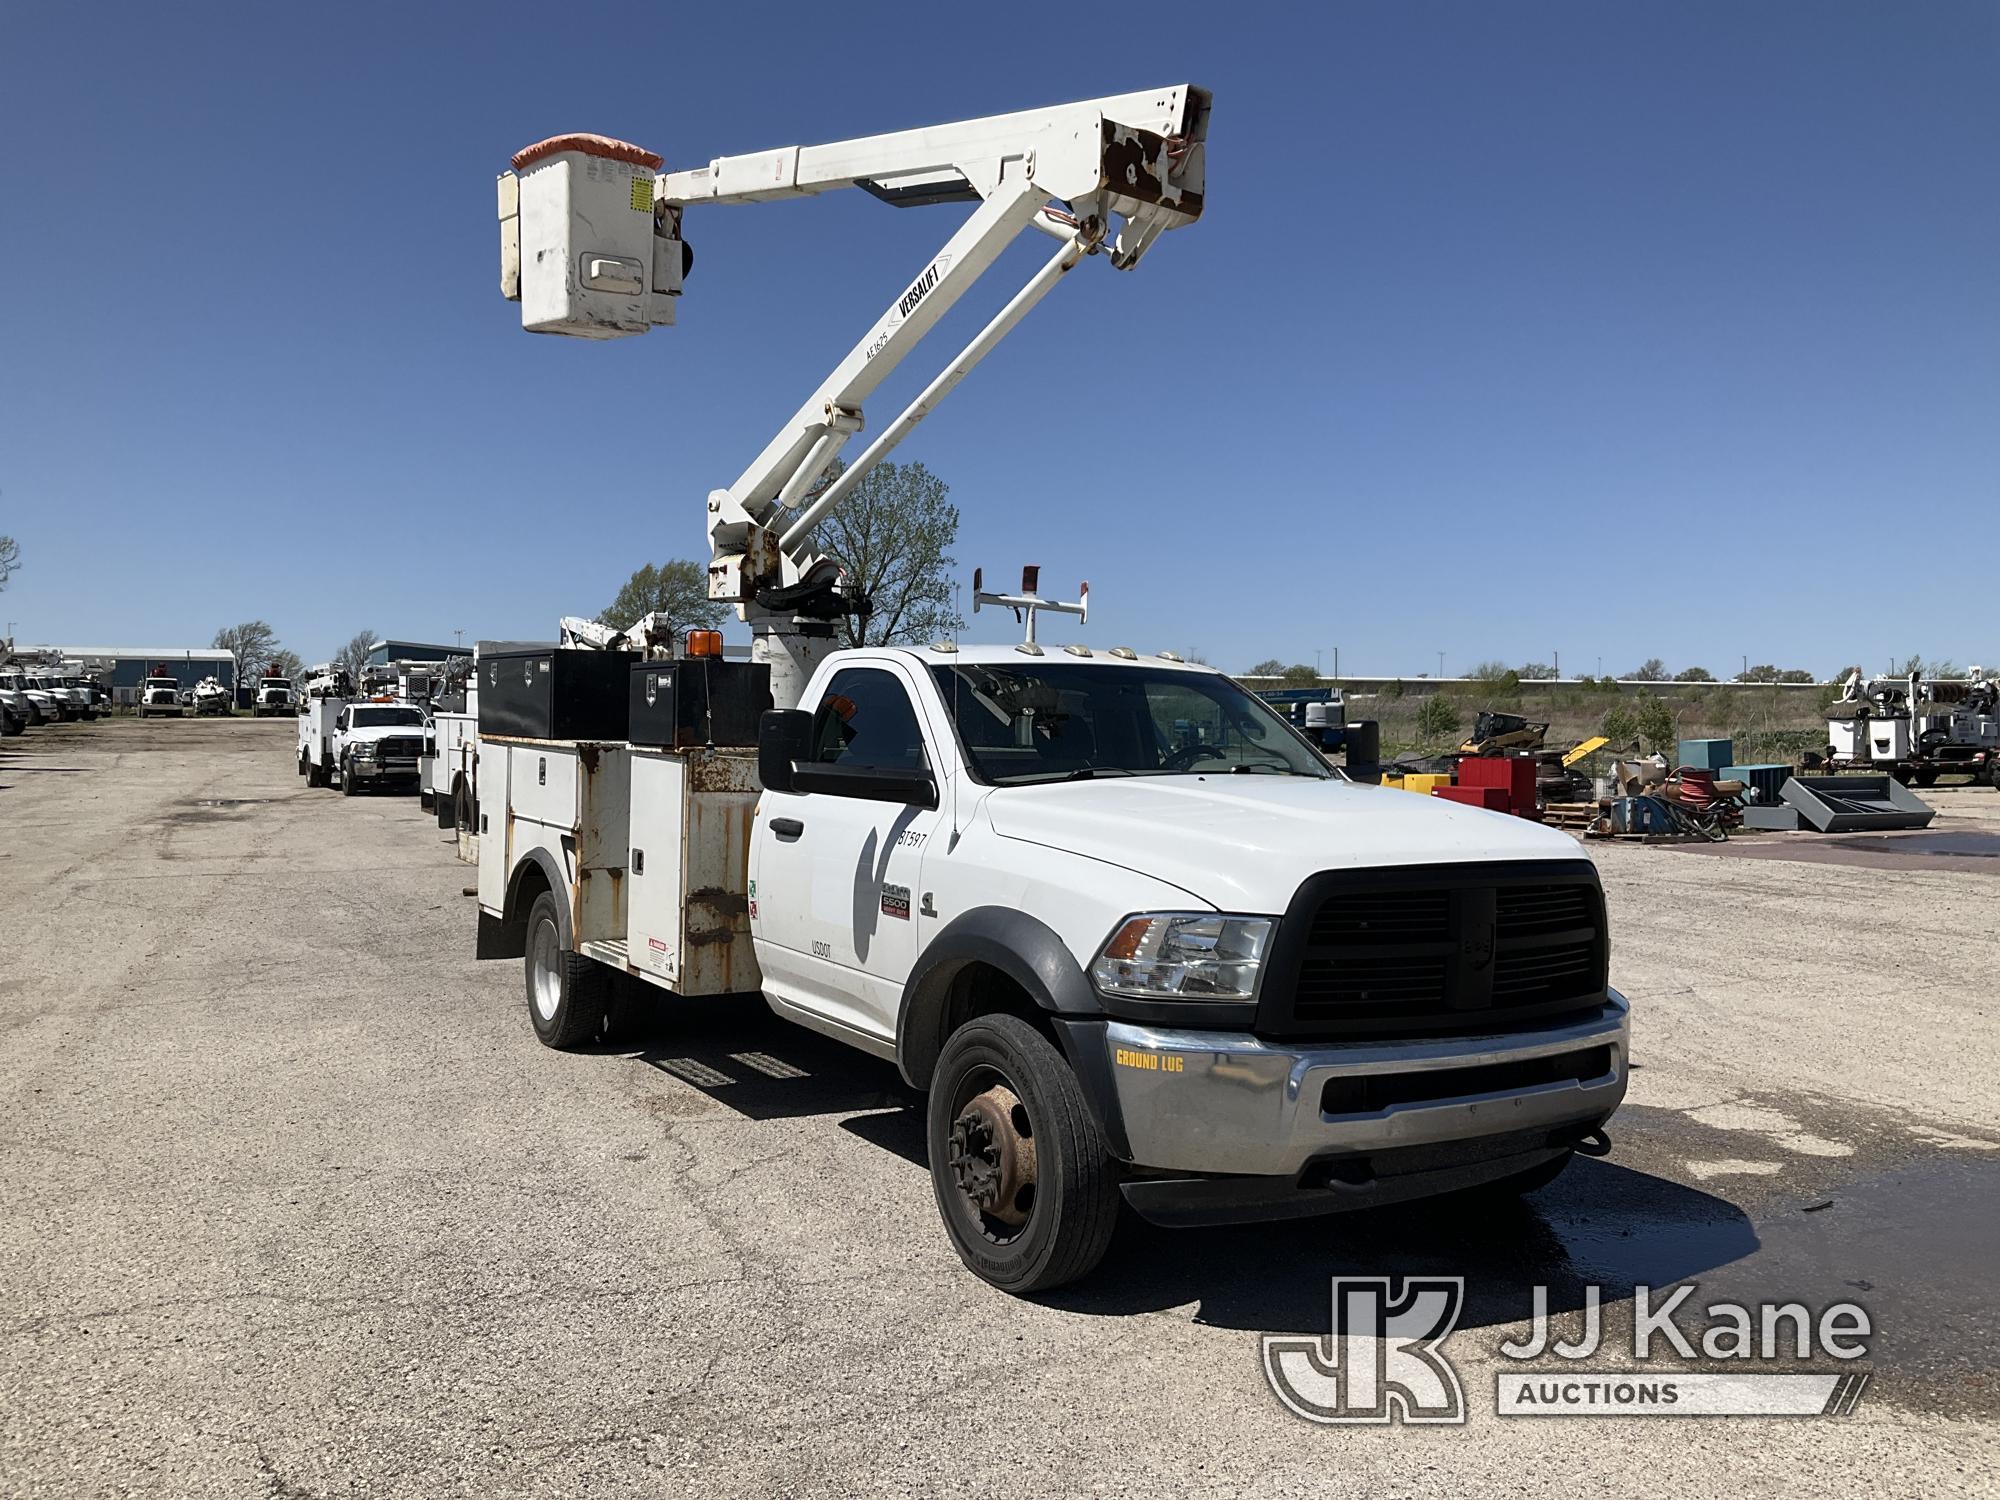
[626,748,761,995]
[752,662,943,1046]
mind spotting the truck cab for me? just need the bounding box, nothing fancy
[482,645,1629,1293]
[331,702,428,795]
[28,672,89,720]
[0,671,56,726]
[253,677,295,716]
[139,676,184,719]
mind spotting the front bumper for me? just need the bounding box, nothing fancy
[350,758,420,781]
[1067,992,1630,1224]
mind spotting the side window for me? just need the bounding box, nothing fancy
[810,668,927,771]
[336,708,349,732]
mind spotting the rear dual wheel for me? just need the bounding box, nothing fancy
[927,1014,1119,1295]
[523,890,610,1049]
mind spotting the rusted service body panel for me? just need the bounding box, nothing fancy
[624,747,762,996]
[476,735,759,997]
[476,737,632,947]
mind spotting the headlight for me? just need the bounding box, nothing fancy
[1091,913,1276,1004]
[354,745,380,760]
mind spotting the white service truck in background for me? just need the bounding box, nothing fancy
[329,701,428,796]
[477,86,1631,1292]
[252,673,295,716]
[138,674,184,719]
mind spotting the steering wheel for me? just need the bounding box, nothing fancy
[1162,743,1227,771]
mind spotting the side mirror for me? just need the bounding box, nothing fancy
[758,708,812,794]
[791,761,938,808]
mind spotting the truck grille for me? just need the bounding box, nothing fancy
[379,737,423,759]
[1257,862,1608,1039]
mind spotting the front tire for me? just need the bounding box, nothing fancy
[340,755,358,796]
[523,889,610,1049]
[927,1014,1120,1295]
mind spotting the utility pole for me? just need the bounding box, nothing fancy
[454,628,464,649]
[1554,649,1560,678]
[1314,648,1321,677]
[1333,645,1339,684]
[1437,650,1445,679]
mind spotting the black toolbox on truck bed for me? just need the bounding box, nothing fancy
[629,660,770,748]
[477,643,636,740]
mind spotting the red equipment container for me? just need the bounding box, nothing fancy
[1453,756,1539,817]
[1432,784,1512,812]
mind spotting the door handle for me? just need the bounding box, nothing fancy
[770,817,805,839]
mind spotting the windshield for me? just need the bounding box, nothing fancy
[262,679,291,689]
[351,706,425,728]
[929,662,1333,785]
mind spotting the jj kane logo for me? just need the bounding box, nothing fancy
[1263,1278,1874,1424]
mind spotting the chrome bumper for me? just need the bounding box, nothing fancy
[1100,992,1629,1178]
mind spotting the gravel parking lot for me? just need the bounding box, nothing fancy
[3,718,1996,1497]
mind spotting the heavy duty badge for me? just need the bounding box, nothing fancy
[880,883,911,920]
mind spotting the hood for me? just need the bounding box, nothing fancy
[982,774,1585,913]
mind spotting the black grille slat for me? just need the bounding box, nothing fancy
[1258,864,1608,1040]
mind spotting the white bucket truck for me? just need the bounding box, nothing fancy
[479,87,1629,1292]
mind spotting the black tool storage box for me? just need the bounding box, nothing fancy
[629,660,771,748]
[478,643,636,740]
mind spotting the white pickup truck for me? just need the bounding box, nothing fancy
[478,646,1629,1293]
[330,702,429,795]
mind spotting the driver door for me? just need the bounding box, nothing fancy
[753,663,943,1050]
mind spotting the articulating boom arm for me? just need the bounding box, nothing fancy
[499,84,1208,706]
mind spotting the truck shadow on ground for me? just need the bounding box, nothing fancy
[611,994,1758,1334]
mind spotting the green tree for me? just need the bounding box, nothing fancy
[213,620,278,684]
[784,458,962,648]
[1414,693,1461,742]
[0,534,18,592]
[1279,663,1319,687]
[1244,658,1287,677]
[1634,694,1676,751]
[1518,662,1558,680]
[1673,665,1714,682]
[1601,702,1638,744]
[600,559,724,638]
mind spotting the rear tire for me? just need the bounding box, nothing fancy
[523,889,610,1049]
[927,1014,1120,1294]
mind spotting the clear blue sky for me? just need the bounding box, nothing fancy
[2,2,1993,677]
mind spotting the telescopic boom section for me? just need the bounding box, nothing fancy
[497,85,1209,708]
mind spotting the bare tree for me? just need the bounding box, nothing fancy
[1518,662,1558,680]
[1626,658,1668,681]
[1243,658,1287,677]
[334,629,379,681]
[785,458,962,648]
[213,621,278,683]
[266,648,304,681]
[0,535,18,592]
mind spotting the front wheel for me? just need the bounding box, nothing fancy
[340,756,358,796]
[927,1014,1120,1295]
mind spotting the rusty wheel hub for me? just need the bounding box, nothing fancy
[948,1083,1038,1228]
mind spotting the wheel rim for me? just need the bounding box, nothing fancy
[528,916,563,1022]
[946,1070,1038,1242]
